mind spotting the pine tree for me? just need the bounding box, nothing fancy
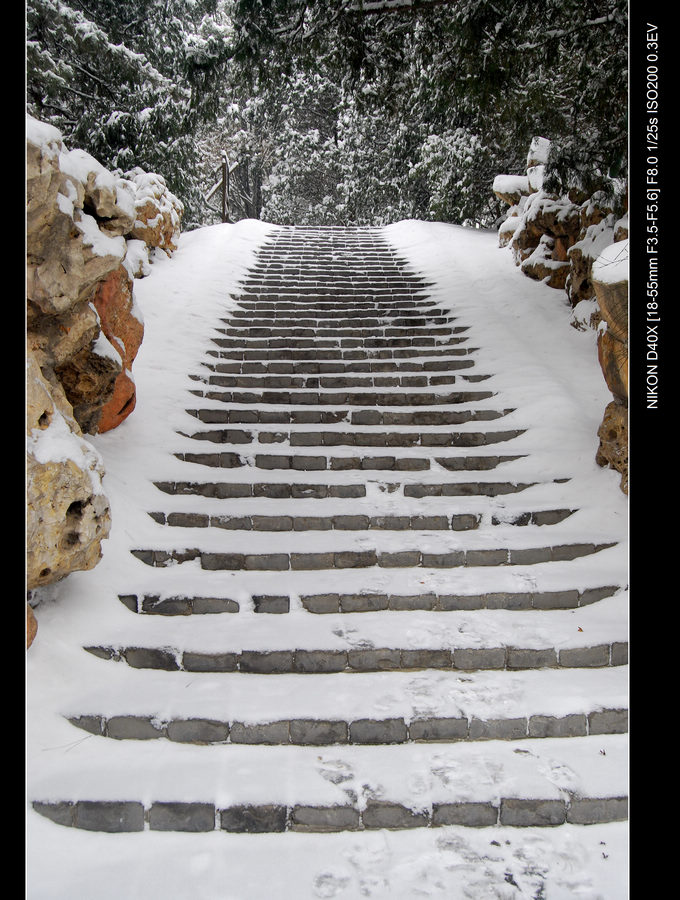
[26,0,233,226]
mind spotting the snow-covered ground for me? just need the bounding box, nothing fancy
[26,219,628,899]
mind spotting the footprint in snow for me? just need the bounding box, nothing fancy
[538,757,581,795]
[312,872,351,899]
[331,627,375,650]
[317,758,355,786]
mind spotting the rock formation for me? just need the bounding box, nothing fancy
[494,138,628,494]
[592,241,629,494]
[26,115,183,644]
[26,350,111,590]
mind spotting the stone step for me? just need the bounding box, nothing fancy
[119,583,619,615]
[85,639,627,674]
[186,407,512,425]
[210,336,469,350]
[66,664,627,745]
[235,289,433,300]
[235,267,435,278]
[171,450,522,471]
[76,710,627,744]
[147,508,576,532]
[225,309,451,321]
[30,734,628,832]
[153,478,540,498]
[217,328,463,341]
[190,389,497,407]
[220,319,457,330]
[232,301,444,313]
[201,372,485,389]
[129,541,616,571]
[181,427,524,447]
[208,345,476,360]
[207,358,476,373]
[103,574,626,641]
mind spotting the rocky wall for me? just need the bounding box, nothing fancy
[493,138,628,494]
[26,115,184,646]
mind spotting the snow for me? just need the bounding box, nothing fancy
[492,174,529,197]
[527,164,545,193]
[26,114,63,156]
[527,137,551,167]
[74,209,127,260]
[592,240,629,286]
[26,404,107,497]
[26,219,628,899]
[570,217,616,263]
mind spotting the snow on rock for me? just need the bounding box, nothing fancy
[492,173,530,206]
[26,351,111,592]
[124,167,184,254]
[592,239,629,286]
[26,113,186,627]
[491,137,629,494]
[493,138,626,311]
[527,136,551,168]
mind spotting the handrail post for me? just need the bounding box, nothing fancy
[221,151,228,223]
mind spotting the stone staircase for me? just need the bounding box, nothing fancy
[31,225,628,838]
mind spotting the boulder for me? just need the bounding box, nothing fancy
[597,327,628,402]
[592,240,629,344]
[596,400,628,494]
[54,330,122,434]
[26,351,111,590]
[59,148,136,236]
[592,241,629,494]
[498,213,520,248]
[566,215,616,307]
[125,168,184,253]
[614,212,628,242]
[522,191,581,240]
[520,234,571,289]
[25,115,184,642]
[27,123,128,318]
[493,174,530,207]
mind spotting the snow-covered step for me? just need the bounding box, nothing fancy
[146,508,574,532]
[186,405,511,425]
[207,356,477,372]
[182,427,523,447]
[108,549,625,614]
[82,590,628,674]
[30,734,628,832]
[152,478,544,499]
[63,665,628,745]
[119,583,619,616]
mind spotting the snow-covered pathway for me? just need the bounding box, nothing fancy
[26,220,628,898]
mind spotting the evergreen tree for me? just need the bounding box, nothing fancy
[26,0,627,228]
[26,0,233,225]
[229,0,628,224]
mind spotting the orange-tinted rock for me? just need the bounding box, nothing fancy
[93,264,144,433]
[27,604,38,649]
